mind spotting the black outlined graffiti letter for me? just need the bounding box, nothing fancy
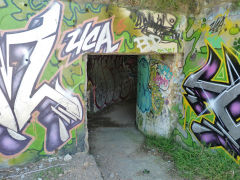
[0,1,83,156]
[183,44,240,158]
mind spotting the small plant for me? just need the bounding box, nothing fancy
[142,169,150,174]
[34,166,64,180]
[233,37,240,52]
[231,0,240,10]
[145,135,240,180]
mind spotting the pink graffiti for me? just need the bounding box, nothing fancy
[154,73,170,90]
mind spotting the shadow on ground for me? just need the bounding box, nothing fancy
[88,100,182,180]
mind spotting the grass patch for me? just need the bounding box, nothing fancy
[145,135,240,180]
[33,166,64,180]
[139,0,199,14]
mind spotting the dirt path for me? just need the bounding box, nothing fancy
[88,100,181,180]
[1,152,103,180]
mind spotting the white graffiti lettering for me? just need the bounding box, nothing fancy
[60,18,122,62]
[0,2,83,156]
[134,34,177,53]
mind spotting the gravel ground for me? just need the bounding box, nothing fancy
[0,152,103,180]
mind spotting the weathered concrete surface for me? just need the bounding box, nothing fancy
[88,100,181,180]
[136,54,184,138]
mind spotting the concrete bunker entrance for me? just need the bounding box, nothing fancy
[86,54,147,179]
[85,54,182,179]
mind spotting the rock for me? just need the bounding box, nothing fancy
[109,173,114,178]
[64,154,72,161]
[21,175,25,179]
[59,156,63,160]
[83,161,90,168]
[48,157,57,163]
[38,178,42,180]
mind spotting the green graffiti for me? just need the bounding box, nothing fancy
[183,17,205,75]
[11,0,49,21]
[0,1,27,29]
[63,2,107,27]
[115,31,137,53]
[0,0,185,166]
[229,25,240,35]
[39,52,61,83]
[29,0,50,11]
[25,121,46,152]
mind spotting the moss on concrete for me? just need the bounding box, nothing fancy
[73,0,239,15]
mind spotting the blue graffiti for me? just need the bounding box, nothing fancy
[157,64,173,80]
[137,56,152,113]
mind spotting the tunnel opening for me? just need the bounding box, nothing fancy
[86,55,146,179]
[85,54,182,179]
[87,55,138,130]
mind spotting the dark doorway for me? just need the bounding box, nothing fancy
[86,55,138,127]
[86,55,179,180]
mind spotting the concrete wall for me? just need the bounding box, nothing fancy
[87,55,137,112]
[133,0,240,164]
[0,0,183,166]
[178,2,240,163]
[137,54,183,137]
[3,0,239,167]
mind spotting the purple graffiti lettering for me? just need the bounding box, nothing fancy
[0,2,83,156]
[183,44,240,158]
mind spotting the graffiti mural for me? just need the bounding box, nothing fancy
[131,10,181,53]
[134,34,177,53]
[209,16,226,33]
[0,0,182,166]
[136,54,182,137]
[153,64,173,91]
[87,55,137,112]
[60,18,122,62]
[131,10,179,40]
[0,2,83,156]
[183,44,240,158]
[179,2,240,163]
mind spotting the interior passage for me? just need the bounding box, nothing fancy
[87,55,180,180]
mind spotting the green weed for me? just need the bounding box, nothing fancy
[33,166,64,180]
[143,169,150,174]
[139,0,199,14]
[145,135,240,180]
